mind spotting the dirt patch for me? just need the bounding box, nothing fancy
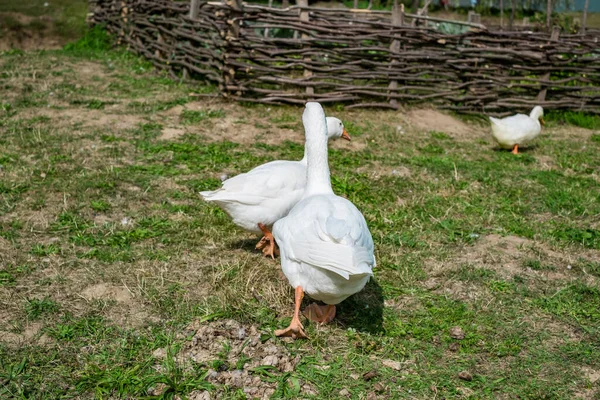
[547,125,596,141]
[357,161,412,179]
[81,283,133,303]
[80,282,153,328]
[404,108,478,139]
[76,61,108,82]
[173,319,316,400]
[0,322,52,346]
[32,108,143,132]
[162,102,366,151]
[424,234,600,296]
[159,127,185,140]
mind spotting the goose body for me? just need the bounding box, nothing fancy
[273,102,375,339]
[274,194,375,305]
[489,106,544,153]
[200,117,349,235]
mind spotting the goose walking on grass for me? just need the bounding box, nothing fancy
[272,102,375,339]
[200,117,350,258]
[489,106,545,154]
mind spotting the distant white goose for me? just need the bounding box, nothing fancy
[272,102,375,339]
[489,106,545,154]
[200,117,350,258]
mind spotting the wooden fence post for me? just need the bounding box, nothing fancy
[223,0,242,95]
[582,0,589,35]
[189,0,200,19]
[297,0,313,98]
[264,0,273,37]
[388,0,401,109]
[467,11,480,25]
[185,0,201,80]
[118,0,127,46]
[536,26,560,103]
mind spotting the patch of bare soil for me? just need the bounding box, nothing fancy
[159,127,185,140]
[32,108,143,132]
[356,161,412,179]
[424,234,600,300]
[0,322,52,346]
[547,125,596,141]
[0,12,66,51]
[80,282,153,328]
[172,319,316,399]
[160,102,368,151]
[404,108,478,140]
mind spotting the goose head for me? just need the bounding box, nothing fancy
[530,106,545,127]
[326,117,351,141]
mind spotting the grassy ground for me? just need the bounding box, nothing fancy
[1,29,600,399]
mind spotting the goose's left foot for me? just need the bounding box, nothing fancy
[303,303,336,324]
[256,223,279,259]
[275,286,307,339]
[511,144,519,154]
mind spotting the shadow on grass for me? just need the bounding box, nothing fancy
[492,144,538,153]
[335,278,385,335]
[228,238,259,253]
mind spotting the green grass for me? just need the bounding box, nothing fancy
[0,27,599,399]
[546,110,600,130]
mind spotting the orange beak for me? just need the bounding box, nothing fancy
[540,117,545,127]
[341,129,351,141]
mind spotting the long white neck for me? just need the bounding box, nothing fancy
[530,106,543,120]
[300,117,338,164]
[302,104,333,198]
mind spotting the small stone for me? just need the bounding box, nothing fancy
[363,370,379,381]
[449,326,465,340]
[263,344,278,354]
[567,265,572,270]
[339,388,350,397]
[152,347,167,359]
[220,173,229,181]
[206,369,218,381]
[188,390,211,400]
[261,355,278,366]
[458,371,473,381]
[237,327,246,340]
[448,342,460,352]
[230,370,244,387]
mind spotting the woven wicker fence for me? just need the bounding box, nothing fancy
[89,0,600,115]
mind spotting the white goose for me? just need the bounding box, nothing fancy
[489,106,545,154]
[200,117,350,257]
[272,102,375,339]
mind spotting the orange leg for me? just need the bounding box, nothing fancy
[303,303,336,324]
[255,223,279,259]
[511,144,519,154]
[275,286,307,339]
